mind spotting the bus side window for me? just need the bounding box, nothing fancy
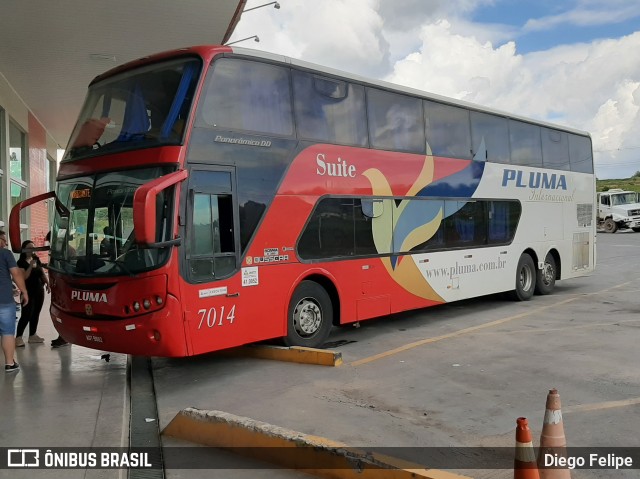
[470,111,510,164]
[190,192,236,281]
[367,88,425,154]
[424,101,472,160]
[298,198,356,259]
[509,120,543,168]
[488,201,521,244]
[542,128,570,171]
[292,71,367,147]
[569,134,593,174]
[198,58,293,136]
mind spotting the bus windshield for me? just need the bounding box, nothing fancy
[63,57,201,161]
[49,166,175,276]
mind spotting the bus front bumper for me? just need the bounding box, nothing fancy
[49,295,188,357]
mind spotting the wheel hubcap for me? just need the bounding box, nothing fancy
[519,265,533,291]
[542,263,554,285]
[293,298,322,337]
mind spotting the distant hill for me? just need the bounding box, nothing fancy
[597,175,640,193]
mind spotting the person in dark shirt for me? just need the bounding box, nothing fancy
[15,240,49,347]
[0,230,28,372]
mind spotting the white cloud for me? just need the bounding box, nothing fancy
[232,1,640,178]
[387,20,523,105]
[390,24,640,178]
[232,0,502,75]
[525,0,640,32]
[590,81,640,148]
[590,81,640,178]
[376,0,495,30]
[232,0,389,77]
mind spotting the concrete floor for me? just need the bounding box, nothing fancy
[153,233,640,478]
[0,295,128,479]
[2,232,639,479]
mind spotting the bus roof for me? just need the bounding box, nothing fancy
[230,46,591,139]
[92,44,591,139]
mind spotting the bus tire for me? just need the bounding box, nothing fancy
[284,281,333,348]
[509,253,535,301]
[535,253,556,295]
[603,218,617,233]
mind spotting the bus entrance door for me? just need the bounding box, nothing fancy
[183,167,241,354]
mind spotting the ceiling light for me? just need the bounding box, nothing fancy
[225,35,260,46]
[243,1,280,13]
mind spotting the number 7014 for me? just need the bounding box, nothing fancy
[197,305,236,329]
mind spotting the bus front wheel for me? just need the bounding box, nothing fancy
[535,253,556,295]
[284,281,333,348]
[510,253,535,301]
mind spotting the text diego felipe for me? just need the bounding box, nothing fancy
[2,447,639,470]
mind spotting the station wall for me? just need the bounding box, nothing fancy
[0,72,59,250]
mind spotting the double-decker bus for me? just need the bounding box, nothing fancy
[10,45,596,357]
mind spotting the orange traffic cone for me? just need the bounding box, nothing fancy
[514,417,540,479]
[538,389,571,479]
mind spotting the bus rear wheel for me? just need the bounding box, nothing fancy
[510,253,535,301]
[284,281,333,348]
[535,253,556,295]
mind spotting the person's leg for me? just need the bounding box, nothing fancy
[0,303,18,366]
[51,335,69,347]
[15,299,32,338]
[28,292,45,338]
[2,335,16,365]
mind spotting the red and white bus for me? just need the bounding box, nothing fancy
[10,45,596,357]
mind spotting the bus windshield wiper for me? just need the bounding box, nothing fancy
[98,258,135,277]
[48,255,75,272]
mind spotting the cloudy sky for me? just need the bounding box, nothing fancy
[230,0,640,179]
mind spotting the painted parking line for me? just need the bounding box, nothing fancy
[350,280,636,367]
[350,297,576,367]
[473,318,640,336]
[564,397,640,414]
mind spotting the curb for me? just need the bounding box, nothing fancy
[219,345,343,366]
[163,408,472,479]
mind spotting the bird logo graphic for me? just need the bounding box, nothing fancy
[362,141,487,300]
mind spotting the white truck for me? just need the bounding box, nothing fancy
[597,188,640,233]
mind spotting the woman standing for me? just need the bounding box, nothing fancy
[15,240,50,347]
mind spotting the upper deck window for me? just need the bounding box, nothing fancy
[424,101,472,160]
[197,58,294,136]
[541,128,570,171]
[293,71,367,147]
[367,89,425,154]
[470,111,510,164]
[509,120,543,167]
[569,134,594,173]
[64,58,201,161]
